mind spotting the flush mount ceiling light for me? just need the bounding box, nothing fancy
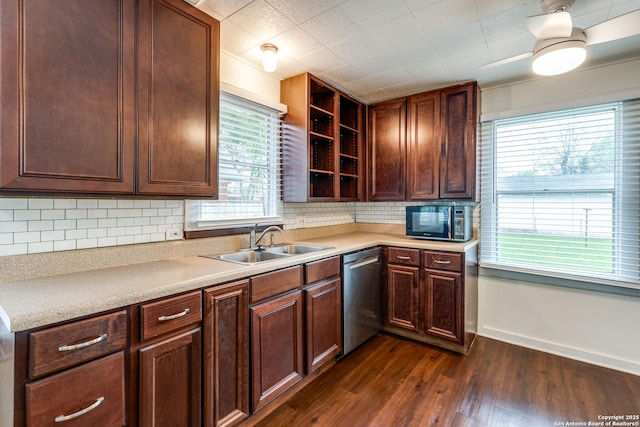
[532,28,587,76]
[260,43,278,72]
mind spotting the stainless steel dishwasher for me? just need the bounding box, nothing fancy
[342,247,382,355]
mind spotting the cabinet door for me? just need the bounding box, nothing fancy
[204,281,249,427]
[0,0,135,194]
[407,91,440,200]
[137,0,219,196]
[304,278,341,373]
[439,83,477,199]
[250,291,304,413]
[367,98,407,200]
[139,328,202,427]
[423,270,464,344]
[386,264,419,332]
[25,352,125,427]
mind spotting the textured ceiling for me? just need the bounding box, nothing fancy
[195,0,640,103]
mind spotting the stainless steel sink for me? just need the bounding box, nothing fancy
[202,243,333,265]
[264,244,332,255]
[207,250,290,265]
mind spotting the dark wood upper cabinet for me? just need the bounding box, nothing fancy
[368,82,477,201]
[0,0,219,197]
[281,73,365,202]
[407,91,440,200]
[367,98,407,201]
[439,83,477,200]
[137,0,219,197]
[0,0,136,194]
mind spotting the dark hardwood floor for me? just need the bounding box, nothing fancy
[243,333,640,427]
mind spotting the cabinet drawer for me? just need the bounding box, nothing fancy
[141,291,202,341]
[305,256,340,284]
[29,310,127,379]
[250,265,302,303]
[387,247,420,266]
[423,251,462,272]
[26,352,125,427]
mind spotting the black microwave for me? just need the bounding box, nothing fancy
[405,205,473,242]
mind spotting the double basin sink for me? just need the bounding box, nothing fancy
[202,244,334,265]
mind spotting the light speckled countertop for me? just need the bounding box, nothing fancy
[0,231,477,332]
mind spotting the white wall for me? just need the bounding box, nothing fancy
[479,58,640,375]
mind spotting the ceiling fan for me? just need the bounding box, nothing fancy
[483,0,640,76]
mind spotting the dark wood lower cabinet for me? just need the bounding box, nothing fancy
[138,328,202,427]
[25,352,125,427]
[204,281,249,427]
[304,277,341,373]
[423,269,463,344]
[250,290,304,413]
[386,264,420,333]
[384,246,478,354]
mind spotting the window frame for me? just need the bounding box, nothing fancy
[184,90,284,234]
[480,100,640,293]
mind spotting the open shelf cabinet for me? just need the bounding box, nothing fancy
[281,73,364,202]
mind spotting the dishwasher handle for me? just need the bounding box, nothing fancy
[348,256,379,270]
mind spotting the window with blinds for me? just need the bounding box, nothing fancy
[185,92,283,231]
[480,99,640,289]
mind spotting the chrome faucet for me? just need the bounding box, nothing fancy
[250,224,283,249]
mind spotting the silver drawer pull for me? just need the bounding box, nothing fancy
[55,396,104,422]
[58,334,107,352]
[158,308,190,322]
[396,256,412,260]
[434,260,451,265]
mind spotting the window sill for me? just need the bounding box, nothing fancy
[185,223,284,240]
[479,264,640,298]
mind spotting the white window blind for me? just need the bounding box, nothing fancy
[480,99,640,289]
[185,92,282,231]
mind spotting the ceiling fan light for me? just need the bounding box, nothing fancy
[532,40,586,76]
[261,43,278,72]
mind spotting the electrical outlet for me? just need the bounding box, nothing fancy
[295,217,305,227]
[166,229,184,240]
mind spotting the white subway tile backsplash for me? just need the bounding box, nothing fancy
[28,241,53,254]
[14,210,40,221]
[1,196,452,258]
[0,210,13,221]
[0,198,186,255]
[14,231,40,244]
[41,230,65,241]
[77,219,98,229]
[54,199,76,209]
[87,228,107,239]
[0,243,27,256]
[0,221,28,233]
[0,233,13,245]
[0,199,28,209]
[28,220,54,232]
[66,229,87,240]
[54,240,76,252]
[54,219,77,230]
[77,199,98,209]
[66,209,88,219]
[98,199,118,209]
[28,199,54,209]
[42,209,66,220]
[77,238,98,250]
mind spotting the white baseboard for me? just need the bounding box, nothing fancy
[479,326,640,376]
